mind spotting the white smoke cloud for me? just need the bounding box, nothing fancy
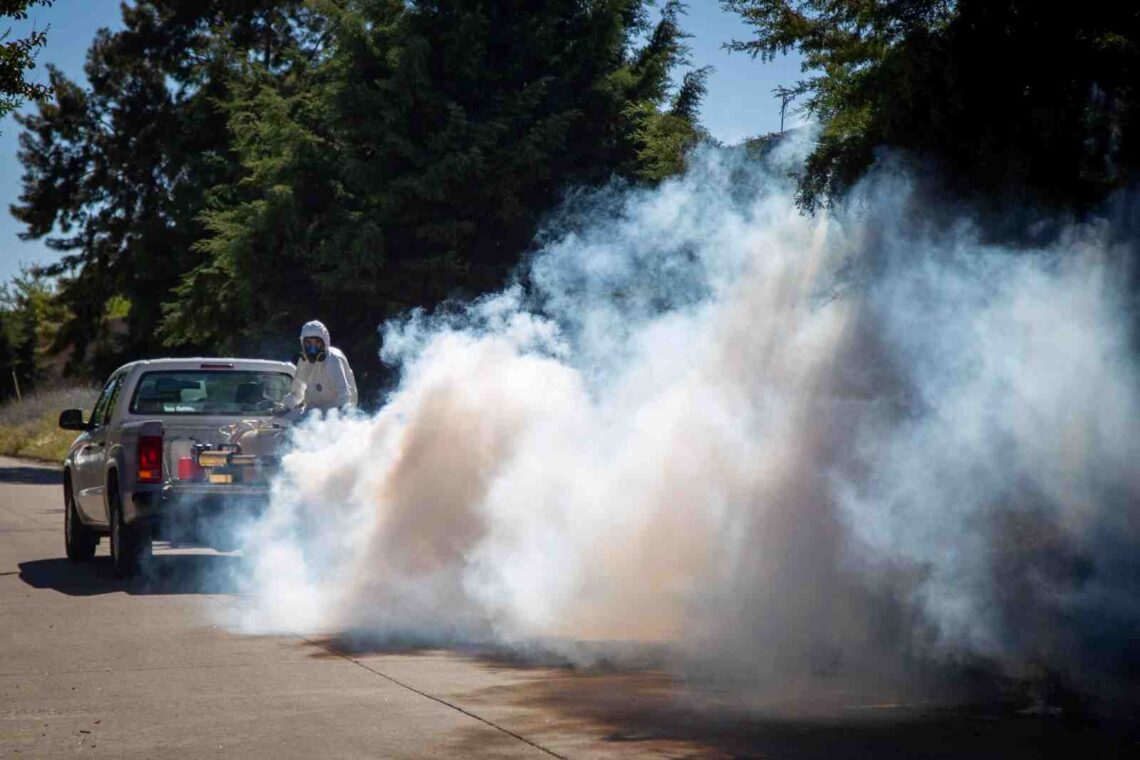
[234,136,1140,701]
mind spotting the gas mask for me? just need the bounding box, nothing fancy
[302,337,327,362]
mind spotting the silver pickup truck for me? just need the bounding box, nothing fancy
[58,358,295,577]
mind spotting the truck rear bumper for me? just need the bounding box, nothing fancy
[128,484,271,525]
[127,485,270,549]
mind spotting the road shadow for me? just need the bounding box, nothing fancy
[18,552,243,596]
[482,671,1139,759]
[307,635,1138,759]
[0,465,62,485]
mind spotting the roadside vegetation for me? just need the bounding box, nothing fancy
[0,385,97,462]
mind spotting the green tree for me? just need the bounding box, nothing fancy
[162,0,706,397]
[0,270,68,397]
[725,1,1140,212]
[11,1,320,377]
[13,1,704,396]
[631,66,712,182]
[1,0,52,125]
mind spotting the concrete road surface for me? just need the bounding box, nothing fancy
[2,456,1137,759]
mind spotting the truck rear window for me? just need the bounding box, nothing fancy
[129,371,292,415]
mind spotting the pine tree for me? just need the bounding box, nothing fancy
[163,0,706,397]
[725,0,1140,212]
[11,1,319,376]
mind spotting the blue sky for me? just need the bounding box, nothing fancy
[0,1,804,286]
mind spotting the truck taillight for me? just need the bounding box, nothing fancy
[138,435,163,483]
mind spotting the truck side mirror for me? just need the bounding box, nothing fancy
[59,409,89,431]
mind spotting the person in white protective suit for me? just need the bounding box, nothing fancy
[279,320,358,413]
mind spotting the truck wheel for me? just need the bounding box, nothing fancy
[109,489,151,579]
[64,479,97,562]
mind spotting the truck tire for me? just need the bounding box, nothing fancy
[109,484,151,578]
[64,477,98,562]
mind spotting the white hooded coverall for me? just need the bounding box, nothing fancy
[283,320,358,410]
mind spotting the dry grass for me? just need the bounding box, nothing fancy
[0,385,100,462]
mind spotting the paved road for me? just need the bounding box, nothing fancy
[2,455,1137,759]
[0,456,701,759]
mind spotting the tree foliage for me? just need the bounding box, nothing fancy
[1,0,53,123]
[158,0,706,392]
[12,1,326,378]
[0,271,68,401]
[725,0,1140,212]
[11,1,705,397]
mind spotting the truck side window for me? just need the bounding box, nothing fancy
[89,379,115,429]
[90,375,122,428]
[104,375,125,426]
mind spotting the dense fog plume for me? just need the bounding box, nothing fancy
[237,137,1140,700]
